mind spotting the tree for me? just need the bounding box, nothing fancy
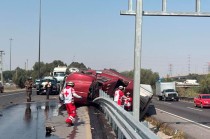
[120,69,159,88]
[3,71,15,82]
[199,74,210,94]
[68,62,87,71]
[12,67,27,88]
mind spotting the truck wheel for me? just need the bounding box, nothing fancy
[176,98,179,101]
[158,96,162,101]
[37,91,40,95]
[163,96,166,101]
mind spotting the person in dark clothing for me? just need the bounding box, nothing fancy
[45,80,51,100]
[25,77,33,102]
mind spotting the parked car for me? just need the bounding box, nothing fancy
[33,79,40,88]
[194,94,210,108]
[0,82,4,93]
[36,78,60,95]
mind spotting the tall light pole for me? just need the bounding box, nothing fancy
[9,38,13,71]
[0,51,5,84]
[121,0,142,121]
[38,0,42,79]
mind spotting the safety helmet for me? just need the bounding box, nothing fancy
[67,81,74,87]
[118,86,124,89]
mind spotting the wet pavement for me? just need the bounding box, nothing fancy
[0,100,60,139]
[0,91,116,139]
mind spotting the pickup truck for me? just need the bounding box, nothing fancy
[194,94,210,108]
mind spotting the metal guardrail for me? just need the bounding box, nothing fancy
[93,90,160,139]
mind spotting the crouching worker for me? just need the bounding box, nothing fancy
[124,92,132,111]
[59,81,82,126]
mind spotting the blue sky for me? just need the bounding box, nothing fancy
[1,0,210,77]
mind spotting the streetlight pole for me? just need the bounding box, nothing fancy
[121,0,142,121]
[0,51,5,84]
[9,38,13,71]
[38,0,42,79]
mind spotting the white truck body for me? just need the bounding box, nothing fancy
[184,79,199,85]
[140,84,153,119]
[53,66,67,83]
[156,82,179,101]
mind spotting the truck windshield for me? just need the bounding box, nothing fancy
[164,89,175,92]
[54,72,65,76]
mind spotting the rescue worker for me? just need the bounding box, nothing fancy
[124,92,132,111]
[59,81,82,126]
[114,86,127,106]
[45,80,51,100]
[25,77,33,102]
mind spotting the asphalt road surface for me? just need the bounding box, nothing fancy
[150,98,210,139]
[0,90,116,139]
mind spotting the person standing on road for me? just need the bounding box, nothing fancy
[24,77,33,102]
[114,86,127,106]
[59,81,82,126]
[45,80,51,100]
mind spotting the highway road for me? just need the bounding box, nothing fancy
[0,90,116,139]
[153,98,210,126]
[151,98,210,139]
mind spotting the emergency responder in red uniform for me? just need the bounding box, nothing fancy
[124,92,132,111]
[59,81,82,126]
[25,77,33,102]
[114,86,127,106]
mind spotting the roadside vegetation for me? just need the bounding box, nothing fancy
[2,58,210,98]
[2,60,87,88]
[145,116,187,139]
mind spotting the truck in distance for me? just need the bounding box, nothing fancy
[156,82,179,101]
[52,66,67,83]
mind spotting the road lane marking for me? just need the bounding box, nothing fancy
[187,107,202,112]
[156,108,210,129]
[163,102,171,105]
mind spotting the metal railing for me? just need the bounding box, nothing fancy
[93,90,160,139]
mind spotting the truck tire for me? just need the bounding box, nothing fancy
[158,96,162,101]
[163,96,166,101]
[37,91,40,95]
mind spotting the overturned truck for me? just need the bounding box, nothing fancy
[62,69,153,119]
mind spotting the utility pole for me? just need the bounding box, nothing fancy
[169,64,173,77]
[9,38,13,71]
[27,59,28,71]
[38,0,42,79]
[188,55,191,74]
[121,0,210,121]
[0,51,5,84]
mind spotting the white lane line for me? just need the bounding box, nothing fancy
[163,102,171,105]
[187,107,203,112]
[156,108,210,129]
[0,92,24,97]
